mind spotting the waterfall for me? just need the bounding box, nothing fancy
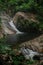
[9,20,24,34]
[1,18,24,34]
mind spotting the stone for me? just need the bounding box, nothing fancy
[20,34,43,53]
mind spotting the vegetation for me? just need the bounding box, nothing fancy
[0,36,7,44]
[0,44,36,65]
[0,0,43,16]
[0,0,43,65]
[0,0,43,30]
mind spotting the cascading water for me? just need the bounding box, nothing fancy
[21,47,40,60]
[9,20,24,34]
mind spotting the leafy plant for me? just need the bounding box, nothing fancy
[0,0,43,16]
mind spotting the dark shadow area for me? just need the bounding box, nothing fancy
[33,55,40,60]
[6,30,42,45]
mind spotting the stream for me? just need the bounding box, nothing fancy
[0,13,41,45]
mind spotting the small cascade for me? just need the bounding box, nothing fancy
[0,12,24,35]
[21,47,39,60]
[9,21,24,34]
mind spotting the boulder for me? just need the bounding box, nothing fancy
[19,34,43,53]
[13,12,42,33]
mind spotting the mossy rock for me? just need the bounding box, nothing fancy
[13,12,43,33]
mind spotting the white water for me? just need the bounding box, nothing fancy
[21,47,39,60]
[1,14,24,34]
[9,20,24,34]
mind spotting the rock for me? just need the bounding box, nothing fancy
[13,12,42,33]
[19,34,43,53]
[0,32,3,39]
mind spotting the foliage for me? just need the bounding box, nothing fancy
[0,0,43,65]
[36,15,43,30]
[0,0,43,16]
[0,44,12,54]
[0,44,36,65]
[0,0,43,27]
[0,36,7,44]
